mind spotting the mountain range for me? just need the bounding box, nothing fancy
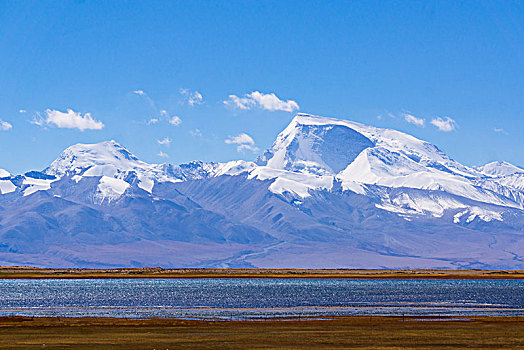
[0,113,523,268]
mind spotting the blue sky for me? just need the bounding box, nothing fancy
[0,1,523,173]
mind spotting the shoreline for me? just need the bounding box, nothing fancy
[0,267,523,279]
[1,314,524,324]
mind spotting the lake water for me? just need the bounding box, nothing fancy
[0,279,522,319]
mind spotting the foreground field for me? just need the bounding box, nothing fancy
[0,267,523,279]
[0,316,523,349]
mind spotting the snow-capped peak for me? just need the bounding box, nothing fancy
[42,140,254,199]
[2,113,522,214]
[249,113,522,212]
[476,161,524,177]
[44,140,175,198]
[256,113,375,175]
[45,140,145,177]
[257,113,478,178]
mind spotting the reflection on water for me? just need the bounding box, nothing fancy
[0,279,522,319]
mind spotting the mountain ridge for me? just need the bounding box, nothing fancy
[0,113,522,268]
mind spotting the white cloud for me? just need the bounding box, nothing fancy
[225,133,255,145]
[180,88,203,106]
[250,91,299,112]
[225,133,259,153]
[157,151,169,158]
[237,144,259,153]
[403,113,425,127]
[430,117,457,132]
[494,127,508,135]
[0,119,12,131]
[168,115,182,126]
[149,110,182,126]
[157,137,172,146]
[224,91,299,112]
[133,90,146,96]
[224,94,255,110]
[190,129,202,137]
[37,109,104,131]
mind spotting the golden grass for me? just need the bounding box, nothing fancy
[0,267,523,279]
[0,316,523,349]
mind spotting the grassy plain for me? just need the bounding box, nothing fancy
[0,316,523,349]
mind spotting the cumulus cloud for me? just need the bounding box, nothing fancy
[145,110,181,126]
[236,144,259,152]
[430,117,457,132]
[0,119,12,131]
[168,115,182,126]
[33,109,104,131]
[225,133,255,145]
[225,95,255,110]
[250,91,299,112]
[180,88,204,106]
[154,110,182,126]
[157,137,172,146]
[225,133,259,153]
[157,151,169,158]
[224,91,299,112]
[403,113,425,127]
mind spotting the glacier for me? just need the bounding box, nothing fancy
[0,113,522,268]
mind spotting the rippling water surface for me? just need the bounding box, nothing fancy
[0,279,522,319]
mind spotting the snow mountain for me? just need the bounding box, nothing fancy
[0,113,522,268]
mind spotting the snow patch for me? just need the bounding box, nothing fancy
[453,207,503,224]
[248,166,333,198]
[22,177,56,196]
[97,176,129,202]
[137,176,154,193]
[0,169,10,178]
[213,160,256,177]
[0,180,16,194]
[466,207,503,223]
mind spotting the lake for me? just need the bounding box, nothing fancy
[0,279,522,319]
